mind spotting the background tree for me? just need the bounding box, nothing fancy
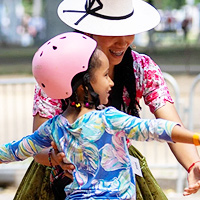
[154,0,186,9]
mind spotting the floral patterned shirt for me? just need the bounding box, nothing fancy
[0,107,177,199]
[33,51,173,118]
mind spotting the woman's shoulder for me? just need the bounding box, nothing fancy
[33,83,63,118]
[131,50,152,60]
[131,50,158,70]
[131,50,150,59]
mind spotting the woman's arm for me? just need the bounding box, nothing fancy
[154,101,200,195]
[32,113,55,166]
[33,113,49,132]
[133,52,200,195]
[154,102,200,170]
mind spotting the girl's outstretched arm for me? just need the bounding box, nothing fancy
[0,121,52,163]
[171,125,199,144]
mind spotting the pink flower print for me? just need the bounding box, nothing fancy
[101,131,129,171]
[141,56,150,68]
[146,91,159,102]
[122,88,131,106]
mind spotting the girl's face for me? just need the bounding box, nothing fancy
[92,35,135,67]
[90,49,114,105]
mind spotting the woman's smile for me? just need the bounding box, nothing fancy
[92,35,135,67]
[109,49,124,57]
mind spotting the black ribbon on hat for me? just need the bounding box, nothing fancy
[63,0,134,25]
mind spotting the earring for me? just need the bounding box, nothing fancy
[130,44,136,49]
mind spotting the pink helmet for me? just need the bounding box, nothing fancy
[32,32,97,99]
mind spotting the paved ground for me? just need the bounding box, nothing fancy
[0,187,199,200]
[167,191,200,200]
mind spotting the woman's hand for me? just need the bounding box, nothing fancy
[183,162,200,196]
[51,141,75,180]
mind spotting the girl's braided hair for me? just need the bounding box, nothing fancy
[61,49,100,111]
[62,47,141,117]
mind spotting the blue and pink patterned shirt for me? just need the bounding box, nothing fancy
[0,107,177,199]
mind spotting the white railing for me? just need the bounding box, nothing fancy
[0,77,36,144]
[0,77,36,186]
[188,73,200,131]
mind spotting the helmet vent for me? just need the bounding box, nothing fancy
[40,51,43,57]
[82,36,87,39]
[53,46,57,50]
[60,36,66,39]
[41,83,45,88]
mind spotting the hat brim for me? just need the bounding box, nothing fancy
[57,0,160,36]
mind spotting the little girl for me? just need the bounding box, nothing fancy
[0,32,199,200]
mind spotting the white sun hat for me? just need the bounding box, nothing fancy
[57,0,160,36]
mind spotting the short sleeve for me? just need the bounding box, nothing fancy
[33,84,63,118]
[131,51,174,113]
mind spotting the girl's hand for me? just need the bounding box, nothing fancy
[183,162,200,196]
[50,141,75,180]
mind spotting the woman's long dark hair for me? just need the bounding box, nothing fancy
[109,47,141,117]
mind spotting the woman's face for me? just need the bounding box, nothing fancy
[92,35,135,67]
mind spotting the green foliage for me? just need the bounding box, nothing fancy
[22,0,45,16]
[195,0,200,4]
[22,0,33,15]
[154,0,186,9]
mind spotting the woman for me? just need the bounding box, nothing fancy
[14,0,200,199]
[2,32,200,200]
